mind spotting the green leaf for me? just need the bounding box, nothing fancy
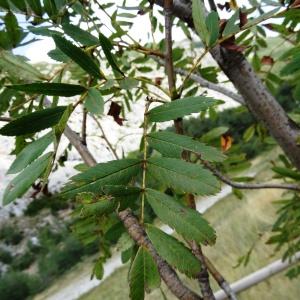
[280,53,300,76]
[146,225,201,277]
[28,26,59,37]
[223,10,240,37]
[26,0,43,16]
[0,88,15,114]
[4,12,21,47]
[92,258,104,280]
[272,167,300,180]
[102,185,141,197]
[99,33,124,76]
[0,31,11,50]
[192,0,209,45]
[43,0,57,17]
[200,126,229,143]
[54,104,72,144]
[146,189,216,245]
[53,34,105,79]
[62,23,99,46]
[205,11,219,47]
[7,131,53,174]
[0,106,67,136]
[3,152,52,205]
[62,159,141,197]
[148,96,221,122]
[48,48,69,62]
[242,8,280,30]
[9,0,26,11]
[0,51,46,81]
[129,246,160,300]
[147,157,220,196]
[243,125,255,142]
[119,78,138,90]
[84,88,104,115]
[78,196,118,217]
[7,83,86,97]
[147,131,225,162]
[0,0,9,9]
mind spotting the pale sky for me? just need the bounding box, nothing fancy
[13,0,251,63]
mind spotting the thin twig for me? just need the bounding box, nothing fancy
[204,256,238,300]
[174,67,244,104]
[141,101,151,223]
[0,117,11,122]
[201,159,300,192]
[178,49,209,97]
[92,115,119,160]
[164,0,178,100]
[151,56,244,104]
[208,0,217,12]
[82,108,88,146]
[188,240,216,300]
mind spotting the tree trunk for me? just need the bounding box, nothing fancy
[154,0,300,171]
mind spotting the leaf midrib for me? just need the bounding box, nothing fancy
[148,159,217,190]
[64,160,141,194]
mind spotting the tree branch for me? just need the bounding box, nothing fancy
[0,116,11,122]
[119,208,202,300]
[174,66,244,105]
[188,240,216,300]
[208,0,217,12]
[154,0,300,172]
[204,256,238,300]
[63,126,97,166]
[151,56,244,104]
[164,0,178,100]
[91,115,119,160]
[81,108,87,146]
[202,159,300,192]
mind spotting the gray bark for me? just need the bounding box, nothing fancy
[154,0,300,171]
[119,209,202,300]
